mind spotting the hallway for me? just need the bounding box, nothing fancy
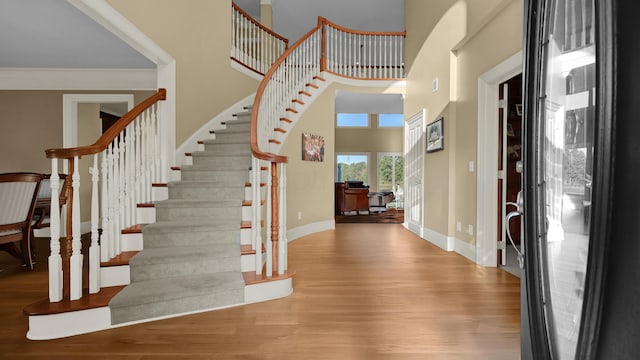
[1,224,520,359]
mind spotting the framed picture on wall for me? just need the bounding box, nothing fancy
[426,117,444,153]
[302,132,325,161]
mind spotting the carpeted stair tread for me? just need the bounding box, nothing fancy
[130,244,239,266]
[143,220,239,233]
[154,199,240,208]
[109,272,244,309]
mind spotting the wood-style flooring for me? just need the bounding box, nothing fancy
[0,224,520,359]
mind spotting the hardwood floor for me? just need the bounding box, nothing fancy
[0,224,520,359]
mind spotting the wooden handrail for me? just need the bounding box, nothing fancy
[45,89,166,160]
[250,22,323,163]
[319,16,406,37]
[232,2,289,46]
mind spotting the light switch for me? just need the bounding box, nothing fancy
[468,161,475,172]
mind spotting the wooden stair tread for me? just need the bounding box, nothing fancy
[285,107,298,114]
[313,75,326,82]
[243,269,296,285]
[171,166,181,171]
[268,139,281,144]
[152,183,168,187]
[299,90,312,97]
[280,117,293,123]
[122,224,144,234]
[292,99,305,105]
[306,83,319,89]
[137,202,155,208]
[240,244,265,255]
[244,182,266,187]
[274,128,286,133]
[23,286,126,316]
[241,220,264,228]
[242,200,265,206]
[101,251,139,267]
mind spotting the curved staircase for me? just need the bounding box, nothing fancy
[24,107,294,340]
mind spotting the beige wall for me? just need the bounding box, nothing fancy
[281,82,404,229]
[335,114,403,193]
[453,0,523,245]
[106,0,259,146]
[0,90,153,223]
[404,0,523,245]
[0,90,153,174]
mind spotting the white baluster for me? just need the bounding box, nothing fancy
[278,163,287,275]
[89,155,101,294]
[100,150,109,262]
[265,163,272,277]
[112,138,122,256]
[252,157,262,275]
[70,156,83,300]
[124,124,132,228]
[107,143,116,260]
[135,118,142,204]
[48,160,63,302]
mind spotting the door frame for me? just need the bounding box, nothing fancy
[476,50,522,267]
[404,109,426,235]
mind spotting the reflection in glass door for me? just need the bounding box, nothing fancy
[536,0,595,358]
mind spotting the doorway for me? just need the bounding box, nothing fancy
[498,73,523,276]
[404,109,425,234]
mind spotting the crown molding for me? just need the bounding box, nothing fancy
[0,67,156,90]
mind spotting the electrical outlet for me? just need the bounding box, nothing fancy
[432,77,439,92]
[298,211,302,220]
[456,221,462,232]
[468,224,474,235]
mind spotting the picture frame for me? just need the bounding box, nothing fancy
[426,117,444,153]
[515,104,523,116]
[301,132,325,162]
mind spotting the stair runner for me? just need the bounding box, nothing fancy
[109,110,253,324]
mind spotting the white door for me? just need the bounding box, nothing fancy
[404,110,424,234]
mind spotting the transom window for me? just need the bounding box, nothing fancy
[337,113,369,127]
[378,113,403,127]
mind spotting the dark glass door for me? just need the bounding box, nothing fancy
[522,0,597,358]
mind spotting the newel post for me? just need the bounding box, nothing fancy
[270,161,279,275]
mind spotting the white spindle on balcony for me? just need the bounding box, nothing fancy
[231,3,288,76]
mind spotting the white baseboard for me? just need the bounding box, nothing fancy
[287,220,335,242]
[422,227,455,252]
[454,237,477,263]
[421,227,477,264]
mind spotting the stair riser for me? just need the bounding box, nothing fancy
[110,289,244,325]
[143,230,239,248]
[168,186,244,201]
[210,131,250,142]
[191,155,251,168]
[155,206,242,222]
[180,170,249,183]
[223,123,250,132]
[202,143,250,153]
[131,256,240,282]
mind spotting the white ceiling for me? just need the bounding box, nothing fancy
[0,0,154,68]
[0,0,404,112]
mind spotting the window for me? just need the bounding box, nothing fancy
[337,113,369,127]
[336,153,369,184]
[378,153,403,191]
[378,113,403,127]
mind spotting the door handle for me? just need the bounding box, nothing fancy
[506,210,524,269]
